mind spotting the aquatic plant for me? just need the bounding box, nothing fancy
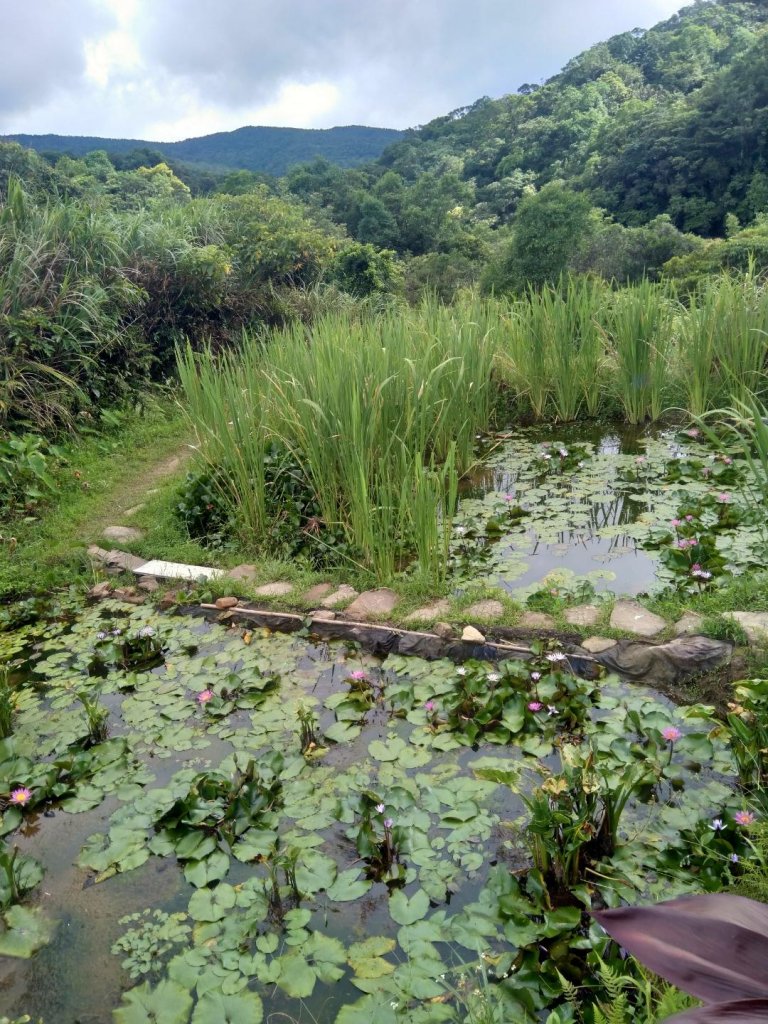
[179,295,495,580]
[112,909,191,980]
[439,650,598,747]
[354,793,404,881]
[524,745,655,901]
[602,279,677,424]
[296,702,319,754]
[75,688,109,746]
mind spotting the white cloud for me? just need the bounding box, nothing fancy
[0,0,690,139]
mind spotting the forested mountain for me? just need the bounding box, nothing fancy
[2,124,403,176]
[284,0,768,292]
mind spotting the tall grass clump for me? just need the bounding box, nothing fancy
[495,277,607,421]
[177,342,269,541]
[679,272,768,415]
[602,279,677,424]
[179,298,495,582]
[0,177,142,430]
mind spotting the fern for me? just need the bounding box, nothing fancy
[592,961,633,1024]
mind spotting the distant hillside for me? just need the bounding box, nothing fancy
[2,124,404,176]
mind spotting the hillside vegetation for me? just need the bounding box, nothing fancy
[285,0,768,293]
[3,124,404,177]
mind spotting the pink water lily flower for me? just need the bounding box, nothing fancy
[197,689,214,704]
[662,726,682,743]
[528,701,543,712]
[9,787,31,806]
[734,810,755,827]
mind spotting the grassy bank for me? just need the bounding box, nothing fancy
[0,399,202,600]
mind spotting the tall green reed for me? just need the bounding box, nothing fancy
[494,277,606,421]
[179,299,495,582]
[603,279,676,424]
[679,273,768,415]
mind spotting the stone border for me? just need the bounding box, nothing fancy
[199,603,600,674]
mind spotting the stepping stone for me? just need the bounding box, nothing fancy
[581,636,617,654]
[464,600,504,620]
[134,559,224,582]
[519,611,555,629]
[106,550,147,572]
[321,585,359,608]
[405,600,451,623]
[462,625,485,642]
[113,586,145,605]
[344,588,398,620]
[227,564,259,582]
[124,504,145,517]
[88,581,112,599]
[302,583,334,602]
[609,600,666,638]
[87,545,111,563]
[253,582,294,597]
[103,525,144,544]
[215,596,240,609]
[674,611,705,637]
[565,604,601,628]
[723,612,768,645]
[311,610,336,621]
[137,577,160,593]
[433,622,454,639]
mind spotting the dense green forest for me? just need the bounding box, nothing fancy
[3,124,404,177]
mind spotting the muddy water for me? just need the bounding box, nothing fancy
[455,422,706,596]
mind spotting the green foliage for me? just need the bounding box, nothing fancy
[488,183,595,293]
[331,242,402,297]
[0,433,61,519]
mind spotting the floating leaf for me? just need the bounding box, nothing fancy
[326,868,371,903]
[0,905,54,958]
[348,936,396,979]
[389,888,430,926]
[113,980,194,1024]
[188,884,236,923]
[191,989,264,1024]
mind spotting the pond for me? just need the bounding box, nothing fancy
[451,422,763,598]
[0,601,748,1024]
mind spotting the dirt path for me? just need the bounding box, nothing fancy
[79,440,195,543]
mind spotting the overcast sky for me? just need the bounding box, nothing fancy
[0,0,688,141]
